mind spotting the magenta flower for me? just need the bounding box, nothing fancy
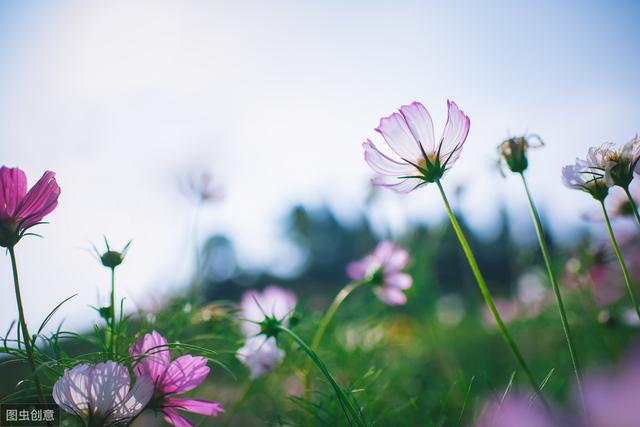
[0,166,60,247]
[129,331,224,427]
[53,361,153,427]
[473,393,557,427]
[363,100,470,193]
[347,241,412,305]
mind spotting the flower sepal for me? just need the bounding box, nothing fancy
[259,314,285,339]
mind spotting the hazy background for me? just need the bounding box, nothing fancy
[0,0,639,333]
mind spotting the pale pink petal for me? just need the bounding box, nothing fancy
[375,112,422,162]
[385,272,412,290]
[346,257,377,280]
[163,408,195,427]
[236,336,285,378]
[375,242,409,271]
[129,331,171,382]
[53,364,92,418]
[110,374,154,422]
[363,140,414,176]
[160,355,210,394]
[399,101,435,151]
[438,100,470,165]
[374,286,407,305]
[16,170,60,228]
[372,175,424,193]
[0,167,27,219]
[88,361,131,418]
[164,397,224,417]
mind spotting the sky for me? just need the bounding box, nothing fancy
[0,0,639,333]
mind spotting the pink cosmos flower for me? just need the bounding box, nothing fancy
[236,286,297,377]
[473,393,558,427]
[347,241,413,305]
[363,100,470,193]
[53,361,153,427]
[0,166,60,247]
[239,285,298,336]
[129,331,224,427]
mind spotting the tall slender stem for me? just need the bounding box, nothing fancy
[109,267,116,357]
[303,280,366,401]
[8,246,46,404]
[277,326,366,427]
[435,180,545,403]
[622,185,640,227]
[600,201,640,320]
[520,173,586,418]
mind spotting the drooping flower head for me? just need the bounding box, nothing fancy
[236,335,285,379]
[472,393,557,427]
[347,241,413,305]
[236,286,297,377]
[363,100,470,193]
[601,135,640,188]
[239,285,298,338]
[53,361,153,427]
[562,145,613,201]
[0,166,60,247]
[129,331,224,427]
[497,134,544,175]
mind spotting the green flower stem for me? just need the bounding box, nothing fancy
[277,325,366,427]
[109,267,116,358]
[303,280,366,402]
[8,246,46,404]
[622,185,640,227]
[435,180,546,403]
[520,173,586,417]
[600,201,640,320]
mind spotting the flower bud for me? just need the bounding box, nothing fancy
[499,136,529,174]
[94,238,131,269]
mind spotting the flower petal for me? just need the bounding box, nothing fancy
[129,331,171,382]
[385,272,412,290]
[110,374,154,423]
[0,167,27,219]
[236,336,285,379]
[363,140,414,176]
[160,355,210,394]
[375,112,422,162]
[53,364,92,418]
[372,176,425,193]
[438,100,470,166]
[16,170,60,228]
[374,286,407,305]
[163,408,195,427]
[164,397,224,417]
[399,102,435,152]
[88,361,131,418]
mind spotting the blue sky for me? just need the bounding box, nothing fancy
[0,0,639,332]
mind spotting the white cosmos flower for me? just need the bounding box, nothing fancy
[363,100,470,193]
[53,361,153,427]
